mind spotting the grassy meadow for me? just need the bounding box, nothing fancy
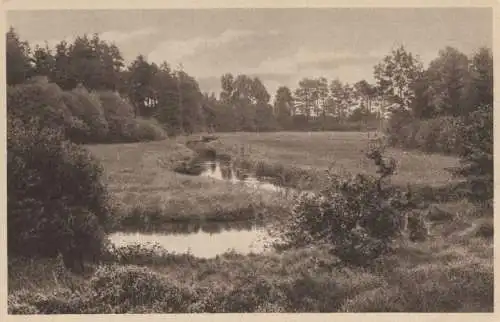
[207,131,459,186]
[8,131,493,313]
[86,137,289,230]
[85,131,463,232]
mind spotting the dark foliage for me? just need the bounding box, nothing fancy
[451,104,493,204]
[7,115,111,271]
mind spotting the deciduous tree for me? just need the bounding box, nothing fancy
[426,47,470,117]
[374,46,423,111]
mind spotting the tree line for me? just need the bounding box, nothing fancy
[4,28,385,134]
[6,27,492,136]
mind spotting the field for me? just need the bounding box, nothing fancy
[8,131,493,313]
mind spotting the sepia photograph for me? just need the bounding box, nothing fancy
[4,2,495,314]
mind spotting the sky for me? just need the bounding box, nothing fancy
[7,8,493,96]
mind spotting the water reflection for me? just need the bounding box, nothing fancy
[131,219,259,235]
[109,221,271,258]
[199,160,284,192]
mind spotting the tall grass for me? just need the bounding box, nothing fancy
[9,228,493,313]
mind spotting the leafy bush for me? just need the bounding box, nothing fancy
[97,91,139,141]
[384,109,414,146]
[451,104,493,204]
[413,118,442,151]
[61,86,110,143]
[208,275,285,313]
[97,91,167,142]
[8,288,91,314]
[272,145,416,266]
[435,117,464,154]
[8,80,166,144]
[7,115,111,270]
[133,118,167,141]
[386,115,464,155]
[88,264,195,313]
[7,80,74,134]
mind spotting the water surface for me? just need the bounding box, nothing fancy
[110,222,272,258]
[199,160,284,192]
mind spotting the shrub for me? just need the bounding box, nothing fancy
[97,91,139,142]
[272,145,415,266]
[385,115,463,155]
[88,264,194,313]
[340,260,493,312]
[210,275,284,313]
[61,86,110,143]
[7,115,111,270]
[8,80,167,144]
[8,288,91,314]
[451,104,493,204]
[133,118,167,141]
[97,91,167,142]
[435,116,464,154]
[7,80,74,134]
[384,109,414,146]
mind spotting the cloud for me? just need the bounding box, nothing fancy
[294,48,384,71]
[148,29,255,65]
[30,36,75,50]
[234,46,394,86]
[193,46,385,95]
[99,27,157,43]
[30,27,157,50]
[236,47,381,79]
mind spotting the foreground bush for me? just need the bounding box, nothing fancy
[272,146,418,266]
[8,247,385,313]
[8,240,492,313]
[7,115,111,271]
[340,259,493,312]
